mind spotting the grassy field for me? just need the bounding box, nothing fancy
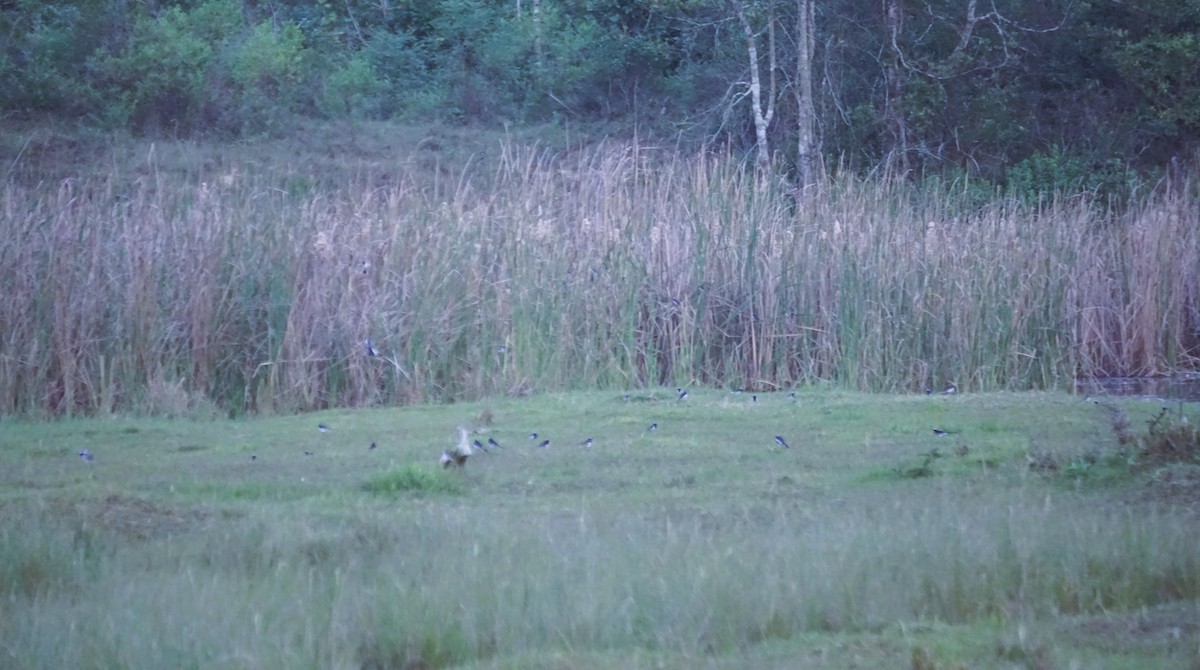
[2,388,1198,669]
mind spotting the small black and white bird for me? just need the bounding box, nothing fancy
[318,423,331,433]
[78,449,94,462]
[581,437,593,448]
[364,338,378,357]
[677,388,688,402]
[932,427,950,436]
[529,432,538,440]
[774,435,791,449]
[487,437,501,449]
[537,439,551,448]
[646,422,658,432]
[473,439,488,453]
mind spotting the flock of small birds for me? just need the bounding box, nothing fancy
[435,386,809,469]
[71,384,964,469]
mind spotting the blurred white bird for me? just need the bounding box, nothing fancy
[440,427,473,468]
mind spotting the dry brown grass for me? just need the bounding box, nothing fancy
[1,128,1197,415]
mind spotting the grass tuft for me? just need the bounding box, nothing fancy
[364,465,463,497]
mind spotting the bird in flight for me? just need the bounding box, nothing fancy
[774,435,791,449]
[441,427,473,468]
[78,449,94,462]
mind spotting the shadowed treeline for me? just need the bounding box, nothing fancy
[1,138,1197,415]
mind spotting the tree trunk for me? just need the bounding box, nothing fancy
[883,0,909,174]
[732,0,776,176]
[794,0,818,187]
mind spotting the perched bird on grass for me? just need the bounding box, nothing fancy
[581,437,593,448]
[440,427,473,469]
[318,423,331,433]
[473,439,489,454]
[646,422,658,433]
[304,451,313,457]
[369,441,377,451]
[677,388,688,402]
[752,395,757,403]
[487,437,501,449]
[774,435,791,449]
[250,454,257,461]
[78,449,94,462]
[537,439,551,448]
[932,427,951,436]
[529,432,538,440]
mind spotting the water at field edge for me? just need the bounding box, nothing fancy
[1074,375,1200,402]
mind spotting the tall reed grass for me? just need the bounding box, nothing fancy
[2,137,1197,415]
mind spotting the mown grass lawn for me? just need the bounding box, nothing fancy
[1,389,1197,669]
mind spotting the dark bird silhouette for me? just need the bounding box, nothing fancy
[581,437,593,448]
[250,454,257,461]
[487,437,501,449]
[774,435,791,449]
[537,439,551,448]
[752,395,757,403]
[647,422,658,432]
[369,441,377,451]
[78,449,94,462]
[529,432,538,440]
[304,451,313,457]
[932,427,950,436]
[473,439,489,454]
